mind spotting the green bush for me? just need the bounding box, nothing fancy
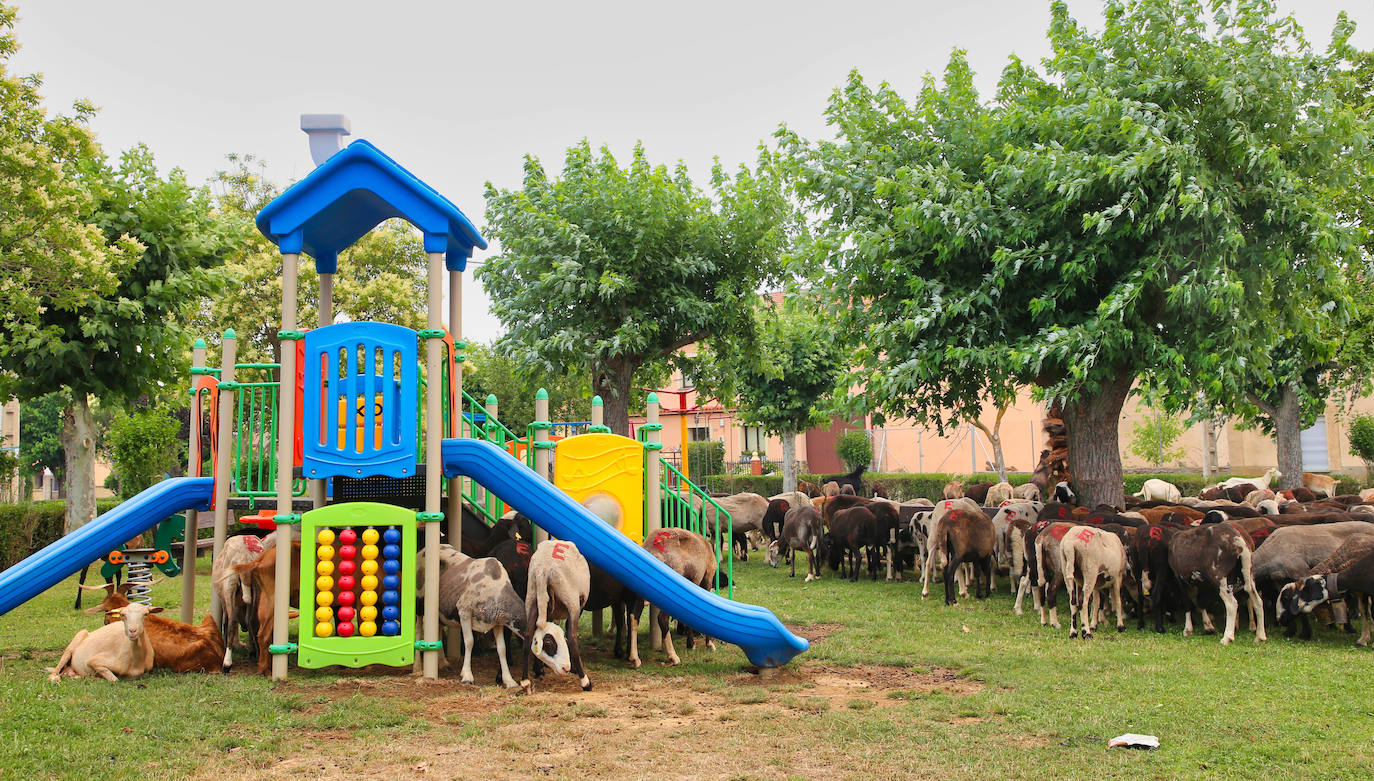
[687,440,726,479]
[1349,414,1374,482]
[107,406,183,497]
[0,499,121,570]
[835,430,872,471]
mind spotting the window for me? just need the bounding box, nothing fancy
[678,368,695,389]
[689,426,711,442]
[742,426,765,453]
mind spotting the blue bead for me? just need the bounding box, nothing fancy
[382,558,400,574]
[382,605,400,621]
[381,620,400,636]
[381,589,399,605]
[383,528,401,544]
[382,574,400,590]
[382,544,400,559]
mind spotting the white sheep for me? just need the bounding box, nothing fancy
[48,602,162,682]
[1137,478,1182,503]
[521,539,592,692]
[426,544,527,688]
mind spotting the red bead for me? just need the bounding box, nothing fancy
[339,545,357,560]
[337,590,356,606]
[337,606,355,622]
[339,528,357,545]
[337,560,356,575]
[337,575,356,591]
[337,621,355,637]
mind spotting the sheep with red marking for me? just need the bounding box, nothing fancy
[521,539,592,691]
[1060,525,1129,638]
[922,507,996,605]
[633,528,723,666]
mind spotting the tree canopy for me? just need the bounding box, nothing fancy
[780,0,1368,505]
[462,341,592,432]
[479,140,793,435]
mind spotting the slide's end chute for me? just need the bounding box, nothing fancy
[440,437,809,668]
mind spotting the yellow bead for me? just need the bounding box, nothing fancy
[315,621,334,638]
[360,559,378,576]
[359,605,378,622]
[361,528,380,545]
[316,575,334,592]
[360,574,378,591]
[316,528,335,546]
[359,621,377,637]
[360,590,377,606]
[317,545,335,561]
[316,590,333,607]
[316,559,334,576]
[361,544,379,560]
[315,606,333,623]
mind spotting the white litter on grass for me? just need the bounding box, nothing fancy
[1109,734,1160,750]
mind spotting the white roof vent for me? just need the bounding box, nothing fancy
[300,114,352,166]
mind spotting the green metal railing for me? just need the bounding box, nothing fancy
[227,366,305,506]
[642,429,733,599]
[455,389,531,524]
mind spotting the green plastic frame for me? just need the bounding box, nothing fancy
[298,502,418,669]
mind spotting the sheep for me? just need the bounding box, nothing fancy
[1053,482,1076,504]
[212,533,273,667]
[1013,482,1042,502]
[416,544,527,687]
[985,482,1015,506]
[1302,473,1339,499]
[1138,479,1182,504]
[1253,522,1374,639]
[636,528,721,666]
[922,508,996,604]
[822,481,841,497]
[1061,526,1129,638]
[229,541,301,674]
[766,505,827,580]
[942,481,965,499]
[521,539,592,692]
[710,492,770,561]
[49,602,162,682]
[78,582,226,673]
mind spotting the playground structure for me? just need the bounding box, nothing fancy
[0,120,807,678]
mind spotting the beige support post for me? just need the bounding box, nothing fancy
[446,268,462,554]
[645,392,663,650]
[310,274,332,510]
[271,253,300,681]
[181,339,207,624]
[422,252,444,681]
[209,331,238,625]
[590,395,604,637]
[534,389,551,544]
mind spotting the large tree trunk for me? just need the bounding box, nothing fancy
[1273,384,1303,491]
[780,429,798,494]
[592,359,639,437]
[1059,371,1134,508]
[60,393,98,533]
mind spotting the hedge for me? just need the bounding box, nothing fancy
[0,499,121,571]
[703,471,1365,502]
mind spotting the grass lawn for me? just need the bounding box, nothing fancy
[2,553,1372,779]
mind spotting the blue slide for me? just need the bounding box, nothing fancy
[0,477,214,618]
[441,438,808,667]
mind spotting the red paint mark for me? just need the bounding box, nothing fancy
[942,500,953,510]
[1048,525,1070,541]
[516,541,531,557]
[1076,528,1095,543]
[652,530,671,554]
[1033,521,1049,532]
[245,536,264,554]
[1055,507,1070,519]
[552,542,569,561]
[1148,526,1164,541]
[948,510,963,522]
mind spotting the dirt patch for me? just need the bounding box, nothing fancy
[197,658,984,780]
[789,622,844,643]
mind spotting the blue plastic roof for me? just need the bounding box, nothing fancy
[255,139,486,272]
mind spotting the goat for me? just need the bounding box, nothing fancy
[1052,482,1076,504]
[1278,535,1374,646]
[985,482,1015,507]
[922,508,995,605]
[767,505,827,580]
[1138,479,1182,504]
[1217,468,1282,492]
[49,602,162,682]
[1168,524,1267,645]
[229,541,302,674]
[521,539,592,691]
[942,480,965,499]
[1255,522,1374,639]
[78,582,226,673]
[818,464,866,496]
[827,506,879,582]
[212,532,272,667]
[1302,473,1339,499]
[1013,482,1042,502]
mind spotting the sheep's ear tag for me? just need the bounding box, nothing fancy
[107,611,121,619]
[515,532,522,540]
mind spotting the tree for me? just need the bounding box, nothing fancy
[779,0,1366,507]
[0,144,231,531]
[1128,412,1186,470]
[834,429,872,472]
[462,341,592,432]
[479,141,792,435]
[0,3,136,328]
[1349,413,1374,483]
[18,391,64,483]
[696,299,844,493]
[201,155,432,365]
[105,404,182,497]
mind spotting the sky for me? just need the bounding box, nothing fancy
[11,0,1374,344]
